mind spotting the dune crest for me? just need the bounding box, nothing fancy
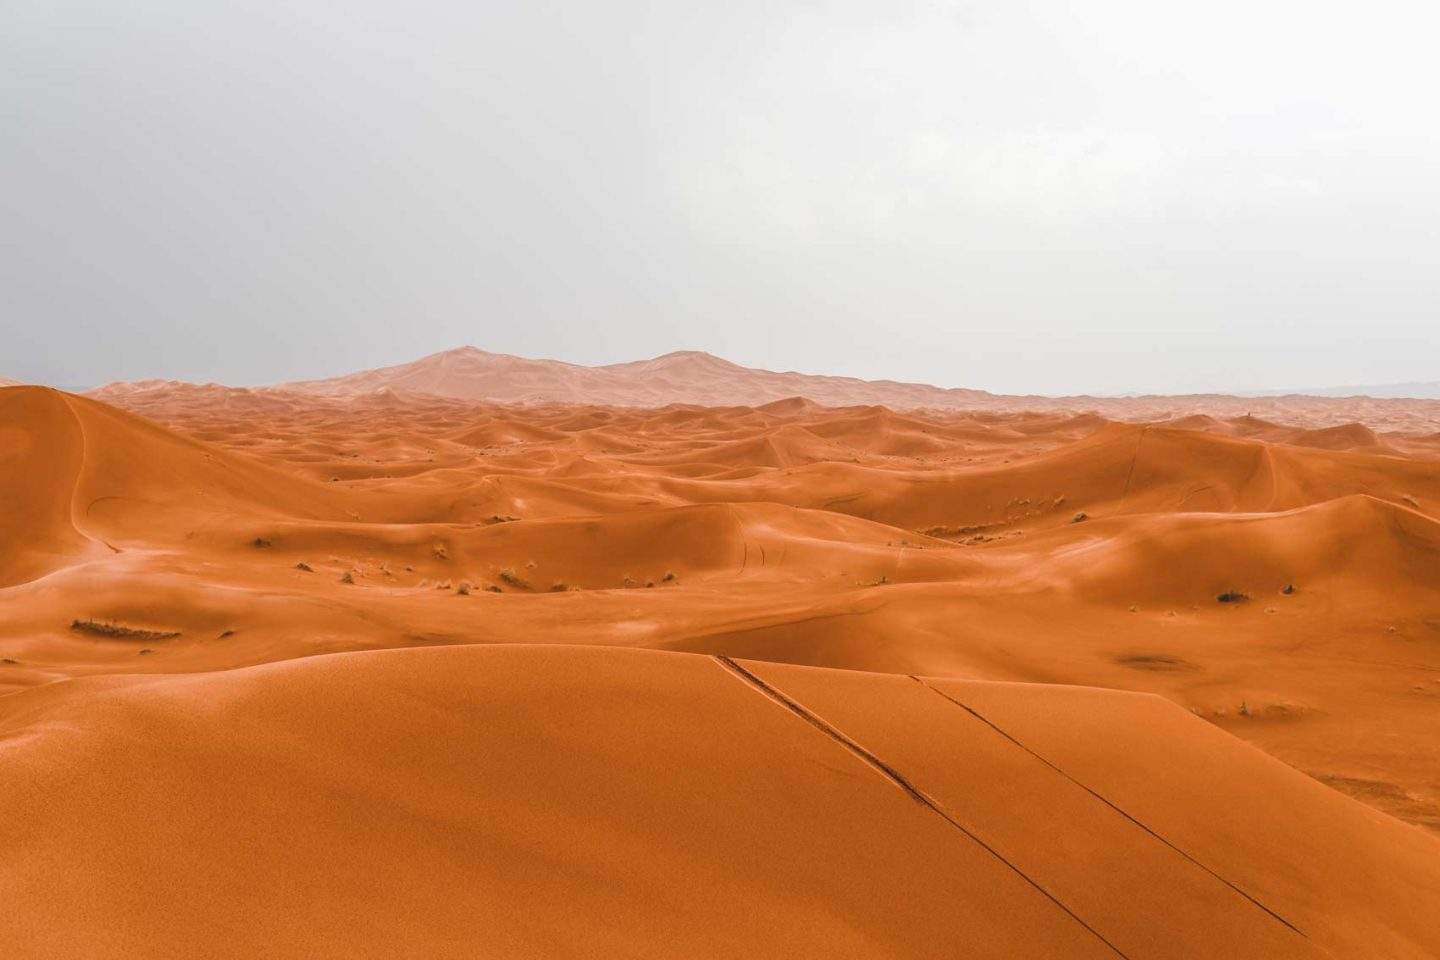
[5,645,1437,959]
[5,381,1440,956]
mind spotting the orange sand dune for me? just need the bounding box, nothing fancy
[4,645,1438,959]
[5,380,1440,956]
[0,388,358,586]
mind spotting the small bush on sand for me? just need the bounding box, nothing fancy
[1071,512,1088,523]
[1216,590,1248,603]
[70,619,180,641]
[456,581,472,596]
[295,561,314,572]
[252,537,272,548]
[499,568,529,589]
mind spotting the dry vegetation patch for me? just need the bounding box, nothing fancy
[70,619,181,641]
[498,568,530,589]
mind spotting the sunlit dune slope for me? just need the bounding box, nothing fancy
[0,387,104,585]
[5,381,1440,952]
[3,644,1437,959]
[1026,493,1440,606]
[0,387,355,586]
[618,421,1437,539]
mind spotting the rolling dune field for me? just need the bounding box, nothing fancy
[3,378,1440,958]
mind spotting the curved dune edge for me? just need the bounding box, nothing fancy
[5,381,1440,956]
[3,384,1440,830]
[0,387,357,586]
[3,643,1437,959]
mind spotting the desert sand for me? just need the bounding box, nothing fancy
[244,345,1440,433]
[4,363,1440,957]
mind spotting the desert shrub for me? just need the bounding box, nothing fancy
[70,619,180,641]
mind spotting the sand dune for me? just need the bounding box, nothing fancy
[238,345,1440,433]
[5,379,1440,956]
[0,388,357,586]
[5,645,1437,959]
[277,346,999,409]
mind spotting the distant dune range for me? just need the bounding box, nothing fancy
[88,345,1440,432]
[5,357,1440,956]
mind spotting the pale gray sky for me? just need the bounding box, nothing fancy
[4,1,1438,394]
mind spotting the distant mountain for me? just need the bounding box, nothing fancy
[77,347,1440,433]
[279,346,997,408]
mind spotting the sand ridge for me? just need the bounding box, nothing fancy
[5,644,1437,958]
[4,380,1440,957]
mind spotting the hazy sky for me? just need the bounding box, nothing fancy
[4,1,1438,394]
